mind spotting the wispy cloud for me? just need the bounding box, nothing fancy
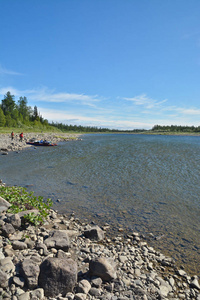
[38,107,150,130]
[162,106,200,116]
[123,94,167,109]
[0,87,101,107]
[0,65,23,76]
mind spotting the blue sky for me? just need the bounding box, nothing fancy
[1,0,200,130]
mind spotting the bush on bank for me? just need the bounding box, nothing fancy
[0,186,52,226]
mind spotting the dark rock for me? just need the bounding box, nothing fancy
[7,214,21,229]
[12,241,27,250]
[89,257,117,281]
[1,223,15,237]
[84,225,104,241]
[38,257,77,297]
[35,242,49,256]
[21,259,40,289]
[89,287,101,296]
[44,230,70,251]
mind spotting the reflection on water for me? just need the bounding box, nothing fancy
[1,134,200,275]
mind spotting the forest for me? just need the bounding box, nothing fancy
[152,124,200,133]
[0,91,49,129]
[1,91,200,133]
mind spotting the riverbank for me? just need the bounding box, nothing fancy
[0,132,82,153]
[0,183,200,299]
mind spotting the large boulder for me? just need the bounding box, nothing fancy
[38,257,77,297]
[89,257,117,281]
[44,230,70,251]
[84,225,104,241]
[21,259,40,289]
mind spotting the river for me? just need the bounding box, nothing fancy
[1,133,200,276]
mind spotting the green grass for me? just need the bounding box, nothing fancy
[0,126,62,134]
[0,186,52,226]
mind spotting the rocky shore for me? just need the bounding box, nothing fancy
[0,185,200,300]
[0,132,82,154]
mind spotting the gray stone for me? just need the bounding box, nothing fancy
[74,293,87,300]
[84,225,104,241]
[0,269,8,288]
[0,248,5,260]
[18,292,30,300]
[0,196,11,213]
[35,242,49,256]
[159,284,170,297]
[38,257,77,297]
[12,241,27,250]
[44,230,70,251]
[91,277,103,288]
[21,259,40,289]
[66,292,75,300]
[89,287,101,296]
[29,288,44,299]
[13,276,25,288]
[57,249,72,259]
[177,269,187,277]
[1,223,15,237]
[190,276,200,290]
[7,213,21,229]
[77,279,91,294]
[89,257,117,281]
[0,257,15,273]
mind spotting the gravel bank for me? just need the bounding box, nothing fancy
[0,185,200,299]
[0,132,82,153]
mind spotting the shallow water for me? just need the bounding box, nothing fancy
[1,134,200,275]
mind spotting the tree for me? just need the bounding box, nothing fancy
[1,91,16,116]
[18,96,29,121]
[33,105,39,121]
[0,107,6,126]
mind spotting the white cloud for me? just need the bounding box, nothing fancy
[123,94,167,109]
[38,107,150,130]
[0,86,101,107]
[0,65,23,76]
[162,105,200,116]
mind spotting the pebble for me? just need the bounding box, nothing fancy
[0,189,200,299]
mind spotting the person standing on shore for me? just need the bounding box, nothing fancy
[11,131,14,140]
[19,132,23,142]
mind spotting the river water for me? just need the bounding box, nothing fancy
[1,134,200,275]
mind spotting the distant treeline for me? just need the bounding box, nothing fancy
[152,125,200,133]
[50,122,146,133]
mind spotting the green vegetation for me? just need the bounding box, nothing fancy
[0,91,52,131]
[152,125,200,134]
[0,185,52,226]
